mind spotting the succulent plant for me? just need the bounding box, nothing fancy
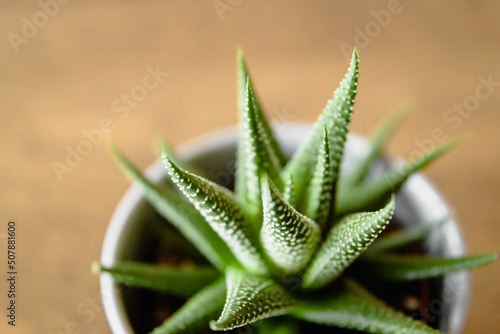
[98,50,497,334]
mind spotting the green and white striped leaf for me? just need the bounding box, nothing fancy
[235,80,284,228]
[302,196,395,290]
[365,219,446,254]
[282,173,296,207]
[341,106,409,188]
[282,49,359,211]
[260,177,320,274]
[236,49,287,166]
[99,262,219,298]
[154,139,206,177]
[151,278,226,334]
[163,153,268,275]
[306,125,334,229]
[336,138,461,217]
[210,268,298,331]
[359,253,498,281]
[109,144,237,271]
[292,278,442,334]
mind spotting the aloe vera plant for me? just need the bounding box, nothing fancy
[98,50,497,334]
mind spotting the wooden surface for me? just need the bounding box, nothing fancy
[1,1,499,333]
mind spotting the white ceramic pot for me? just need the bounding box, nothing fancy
[100,124,469,333]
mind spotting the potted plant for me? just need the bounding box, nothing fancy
[96,50,497,334]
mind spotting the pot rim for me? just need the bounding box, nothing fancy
[100,123,469,334]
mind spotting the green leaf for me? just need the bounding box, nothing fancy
[257,317,301,334]
[236,49,287,166]
[359,253,498,281]
[99,261,219,298]
[154,139,206,177]
[364,219,446,254]
[210,268,298,331]
[163,153,268,275]
[302,196,395,290]
[109,143,237,271]
[151,278,226,334]
[292,278,443,334]
[235,79,284,228]
[260,176,320,274]
[306,125,334,229]
[336,138,461,217]
[341,105,410,188]
[282,49,359,211]
[282,173,296,207]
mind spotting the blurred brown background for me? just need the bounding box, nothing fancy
[1,1,499,333]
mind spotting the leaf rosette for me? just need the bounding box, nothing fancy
[98,50,497,334]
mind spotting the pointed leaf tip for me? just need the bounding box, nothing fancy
[260,176,320,273]
[151,278,226,334]
[160,147,175,174]
[236,47,244,58]
[361,253,498,281]
[306,124,334,228]
[105,139,116,153]
[101,262,219,297]
[302,195,395,289]
[110,144,238,271]
[163,154,268,275]
[366,218,447,254]
[235,74,285,227]
[211,268,297,330]
[91,261,101,275]
[340,105,411,188]
[337,137,461,217]
[283,51,359,210]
